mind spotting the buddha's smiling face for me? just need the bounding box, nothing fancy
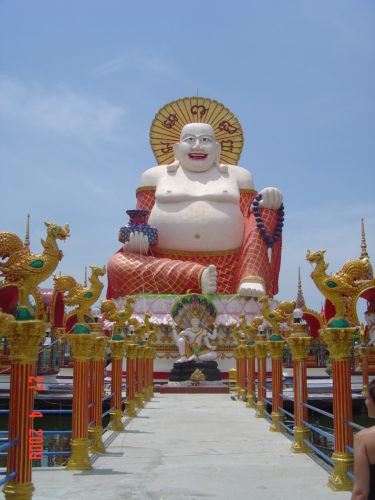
[174,123,220,172]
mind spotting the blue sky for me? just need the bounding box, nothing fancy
[1,1,374,319]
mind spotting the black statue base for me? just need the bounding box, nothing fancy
[169,360,222,382]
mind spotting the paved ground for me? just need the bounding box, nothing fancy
[32,394,351,500]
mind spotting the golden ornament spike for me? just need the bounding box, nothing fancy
[84,266,87,287]
[360,217,369,259]
[296,267,306,309]
[24,213,30,249]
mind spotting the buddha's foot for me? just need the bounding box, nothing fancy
[238,279,266,298]
[176,356,188,363]
[201,264,217,294]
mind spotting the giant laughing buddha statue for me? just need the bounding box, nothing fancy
[107,97,284,299]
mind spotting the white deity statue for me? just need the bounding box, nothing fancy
[173,317,218,363]
[107,97,284,300]
[365,311,375,346]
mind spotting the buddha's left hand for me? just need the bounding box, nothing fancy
[256,187,283,209]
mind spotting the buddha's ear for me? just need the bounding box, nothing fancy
[173,142,181,161]
[215,142,221,164]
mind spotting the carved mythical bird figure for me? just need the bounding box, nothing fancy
[54,265,106,326]
[306,249,371,325]
[0,222,70,318]
[258,296,294,336]
[101,297,136,337]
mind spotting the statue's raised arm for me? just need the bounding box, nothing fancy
[107,97,283,300]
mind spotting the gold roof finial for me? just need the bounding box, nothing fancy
[84,266,87,287]
[360,218,369,259]
[295,267,305,309]
[24,213,30,249]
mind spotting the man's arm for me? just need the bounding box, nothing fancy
[351,430,370,500]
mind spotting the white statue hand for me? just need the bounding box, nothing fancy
[238,279,266,298]
[256,187,283,210]
[201,265,217,294]
[123,232,149,254]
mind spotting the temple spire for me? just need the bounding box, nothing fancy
[295,267,305,309]
[24,213,30,249]
[360,218,369,259]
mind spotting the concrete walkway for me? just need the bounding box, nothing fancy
[32,394,350,500]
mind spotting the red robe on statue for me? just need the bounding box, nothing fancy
[107,188,281,298]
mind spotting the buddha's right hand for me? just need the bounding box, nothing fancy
[123,232,149,254]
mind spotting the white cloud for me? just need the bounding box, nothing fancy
[93,47,173,78]
[0,76,126,143]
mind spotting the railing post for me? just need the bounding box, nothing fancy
[66,334,95,470]
[234,348,240,398]
[360,345,369,396]
[124,343,137,417]
[267,339,285,431]
[88,336,107,453]
[109,340,126,431]
[143,347,152,402]
[2,318,46,499]
[287,322,311,453]
[149,346,155,398]
[320,326,356,491]
[246,343,256,408]
[135,345,144,408]
[254,334,267,418]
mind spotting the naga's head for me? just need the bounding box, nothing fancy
[250,316,263,331]
[89,265,106,278]
[45,222,70,240]
[101,299,116,314]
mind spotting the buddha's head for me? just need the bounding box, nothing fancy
[173,123,221,173]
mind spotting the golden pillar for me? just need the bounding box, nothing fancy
[246,343,256,408]
[254,336,267,418]
[124,343,137,417]
[66,334,95,470]
[135,345,145,408]
[3,319,46,500]
[88,336,107,453]
[149,346,155,399]
[267,340,285,431]
[234,348,240,398]
[321,327,356,491]
[109,340,126,431]
[238,343,247,400]
[360,346,369,396]
[287,323,311,453]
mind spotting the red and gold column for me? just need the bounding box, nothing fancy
[254,335,267,418]
[66,334,95,470]
[135,345,144,408]
[287,322,311,453]
[321,327,356,491]
[88,336,107,453]
[124,343,137,417]
[109,340,125,431]
[267,339,285,431]
[238,342,247,400]
[246,343,256,408]
[149,346,155,399]
[234,348,240,398]
[143,346,151,402]
[360,345,369,396]
[3,318,46,500]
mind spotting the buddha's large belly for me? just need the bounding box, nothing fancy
[149,201,244,252]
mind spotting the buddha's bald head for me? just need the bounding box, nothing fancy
[179,123,216,141]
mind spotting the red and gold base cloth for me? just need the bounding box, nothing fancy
[106,188,281,298]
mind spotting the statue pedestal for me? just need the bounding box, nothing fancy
[169,360,222,382]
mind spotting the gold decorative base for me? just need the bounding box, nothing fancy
[361,384,368,396]
[66,438,91,470]
[143,387,151,402]
[269,411,283,432]
[88,425,105,453]
[109,410,124,431]
[239,388,246,400]
[235,385,240,398]
[124,399,136,417]
[3,481,35,499]
[291,426,311,453]
[246,393,256,408]
[135,392,144,409]
[328,452,353,491]
[255,400,266,418]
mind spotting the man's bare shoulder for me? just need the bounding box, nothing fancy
[355,426,375,443]
[227,164,254,189]
[139,165,166,187]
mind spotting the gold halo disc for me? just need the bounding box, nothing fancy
[150,97,244,165]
